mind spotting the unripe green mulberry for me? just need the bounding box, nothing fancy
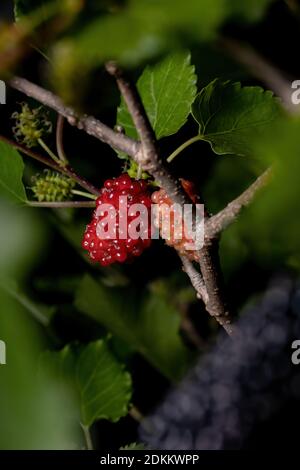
[31,171,75,202]
[12,103,52,148]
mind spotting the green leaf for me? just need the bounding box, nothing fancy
[0,140,27,203]
[77,340,132,426]
[73,0,225,68]
[117,51,197,141]
[75,275,194,381]
[192,80,282,156]
[120,442,146,450]
[43,340,132,427]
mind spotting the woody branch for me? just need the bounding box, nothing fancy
[7,70,274,335]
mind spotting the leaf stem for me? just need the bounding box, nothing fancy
[180,255,208,303]
[56,115,68,164]
[167,135,202,163]
[136,164,142,180]
[71,189,97,200]
[38,138,63,166]
[27,201,95,208]
[81,424,93,451]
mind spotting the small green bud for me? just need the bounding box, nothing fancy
[126,159,150,180]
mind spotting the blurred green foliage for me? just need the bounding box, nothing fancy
[72,0,225,66]
[3,0,277,102]
[239,117,300,268]
[203,115,300,277]
[75,274,195,381]
[0,201,81,449]
[0,201,45,278]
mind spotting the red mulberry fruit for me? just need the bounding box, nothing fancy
[82,174,152,266]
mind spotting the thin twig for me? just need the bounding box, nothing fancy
[198,241,234,335]
[180,255,208,303]
[37,137,62,165]
[9,76,140,158]
[196,168,272,335]
[0,135,59,169]
[56,114,68,164]
[0,135,100,196]
[219,37,295,112]
[179,258,221,346]
[64,166,100,196]
[167,135,202,163]
[198,168,272,335]
[27,201,95,208]
[71,189,97,200]
[206,168,272,240]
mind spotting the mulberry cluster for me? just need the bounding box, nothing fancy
[82,174,152,266]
